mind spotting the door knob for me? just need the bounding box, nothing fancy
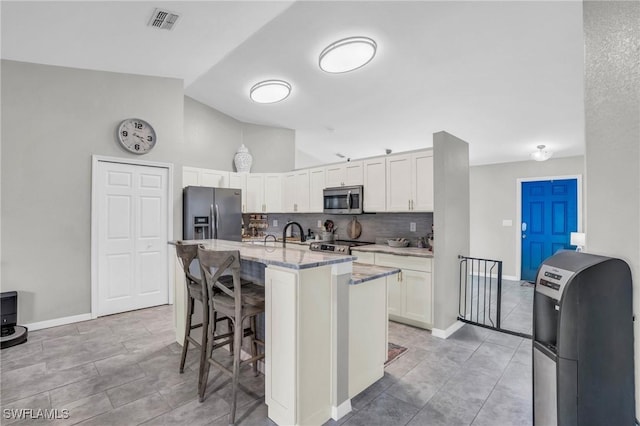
[522,234,527,239]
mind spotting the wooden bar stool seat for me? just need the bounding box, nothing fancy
[197,247,265,426]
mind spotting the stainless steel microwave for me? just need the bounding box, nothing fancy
[323,185,363,214]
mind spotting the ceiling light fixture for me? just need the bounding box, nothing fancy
[530,144,553,162]
[319,36,377,73]
[250,80,291,104]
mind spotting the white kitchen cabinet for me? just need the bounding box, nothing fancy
[283,170,310,213]
[308,167,326,212]
[182,166,229,188]
[245,173,284,213]
[264,174,283,213]
[412,150,434,211]
[386,150,434,212]
[353,250,433,329]
[245,174,265,213]
[325,161,363,188]
[363,157,386,212]
[228,172,247,212]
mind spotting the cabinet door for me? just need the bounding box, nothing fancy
[386,154,412,211]
[264,174,283,213]
[325,165,345,188]
[228,173,247,212]
[412,151,434,211]
[308,167,325,212]
[282,173,296,212]
[344,161,363,186]
[294,170,310,212]
[182,167,200,188]
[387,274,402,316]
[201,170,228,188]
[246,174,265,213]
[403,269,432,324]
[363,158,386,212]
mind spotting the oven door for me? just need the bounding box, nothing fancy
[323,186,363,214]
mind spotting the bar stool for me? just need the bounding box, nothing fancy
[174,241,234,393]
[197,247,265,426]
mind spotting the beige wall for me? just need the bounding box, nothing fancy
[469,156,584,278]
[1,60,295,324]
[583,0,640,416]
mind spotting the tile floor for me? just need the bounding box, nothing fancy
[0,305,532,425]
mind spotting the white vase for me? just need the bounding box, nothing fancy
[234,144,253,173]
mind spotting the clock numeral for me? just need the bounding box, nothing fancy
[134,144,140,151]
[134,123,143,130]
[147,136,153,142]
[122,130,128,137]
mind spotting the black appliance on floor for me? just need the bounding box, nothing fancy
[532,251,635,426]
[1,291,28,349]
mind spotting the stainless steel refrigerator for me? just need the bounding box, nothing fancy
[183,186,242,241]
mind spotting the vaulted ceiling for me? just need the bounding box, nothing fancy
[1,1,585,166]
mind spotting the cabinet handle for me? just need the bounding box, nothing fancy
[411,200,414,210]
[408,200,411,210]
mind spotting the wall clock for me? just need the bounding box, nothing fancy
[117,118,156,154]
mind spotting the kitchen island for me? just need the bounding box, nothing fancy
[170,239,399,425]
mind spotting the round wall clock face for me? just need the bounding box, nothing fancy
[117,118,156,154]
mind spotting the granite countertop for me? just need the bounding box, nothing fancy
[351,262,400,285]
[170,239,354,270]
[352,244,434,258]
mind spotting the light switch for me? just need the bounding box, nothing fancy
[502,219,513,227]
[410,222,416,232]
[273,219,278,227]
[317,220,322,228]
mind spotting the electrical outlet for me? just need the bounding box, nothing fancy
[410,222,416,232]
[273,219,278,227]
[317,220,322,228]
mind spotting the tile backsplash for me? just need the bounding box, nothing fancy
[246,212,433,247]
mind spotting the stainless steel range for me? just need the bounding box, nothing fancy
[308,240,374,255]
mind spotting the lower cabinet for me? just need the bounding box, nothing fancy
[353,251,433,329]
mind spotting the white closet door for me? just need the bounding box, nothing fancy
[96,161,169,316]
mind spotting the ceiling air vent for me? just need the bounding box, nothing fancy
[148,8,180,31]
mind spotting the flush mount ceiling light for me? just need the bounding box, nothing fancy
[530,144,553,161]
[249,80,291,104]
[319,36,377,73]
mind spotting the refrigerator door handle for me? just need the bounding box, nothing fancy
[210,204,215,239]
[215,204,220,239]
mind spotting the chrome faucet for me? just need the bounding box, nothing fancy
[282,221,305,248]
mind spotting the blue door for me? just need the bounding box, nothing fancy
[521,179,578,282]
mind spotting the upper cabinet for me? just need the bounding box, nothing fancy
[325,161,363,188]
[183,166,229,188]
[228,172,247,212]
[183,148,433,215]
[386,151,433,212]
[244,173,284,213]
[283,170,310,213]
[363,158,386,212]
[308,167,326,213]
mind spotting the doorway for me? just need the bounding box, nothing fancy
[91,156,173,317]
[519,178,579,282]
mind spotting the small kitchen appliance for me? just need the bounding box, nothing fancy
[323,185,364,214]
[532,251,635,426]
[1,291,28,349]
[309,239,373,255]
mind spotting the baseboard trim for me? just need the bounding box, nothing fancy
[431,320,465,339]
[23,313,92,331]
[331,400,352,420]
[503,274,519,281]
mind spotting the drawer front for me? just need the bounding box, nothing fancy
[375,253,431,272]
[352,250,375,264]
